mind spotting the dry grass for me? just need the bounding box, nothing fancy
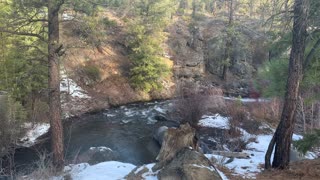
[246,98,282,127]
[257,159,320,180]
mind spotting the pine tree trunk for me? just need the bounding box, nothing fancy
[192,0,196,18]
[222,0,233,81]
[48,0,64,170]
[265,0,309,169]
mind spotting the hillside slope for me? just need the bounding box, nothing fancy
[59,10,269,116]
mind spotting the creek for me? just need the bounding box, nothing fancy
[14,100,178,173]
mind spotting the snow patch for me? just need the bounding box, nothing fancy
[206,132,316,179]
[191,164,216,172]
[60,73,90,99]
[19,123,50,147]
[135,163,158,180]
[198,114,229,129]
[58,161,136,180]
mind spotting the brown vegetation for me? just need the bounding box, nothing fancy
[257,159,320,180]
[171,83,225,128]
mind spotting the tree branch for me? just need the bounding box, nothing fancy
[0,28,47,42]
[263,10,293,26]
[303,37,320,71]
[20,45,48,56]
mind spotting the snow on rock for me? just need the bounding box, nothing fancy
[136,163,158,180]
[89,146,113,152]
[154,106,166,114]
[60,73,90,99]
[198,114,229,129]
[191,164,217,172]
[58,161,136,180]
[19,123,50,147]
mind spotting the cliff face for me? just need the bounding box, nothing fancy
[167,15,268,97]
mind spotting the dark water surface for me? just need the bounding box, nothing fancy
[14,100,175,173]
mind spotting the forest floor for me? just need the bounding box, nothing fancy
[257,159,320,180]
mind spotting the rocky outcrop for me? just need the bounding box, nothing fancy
[168,20,205,80]
[153,123,198,171]
[223,80,250,97]
[158,148,222,180]
[152,123,222,180]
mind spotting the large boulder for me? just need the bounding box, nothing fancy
[158,148,222,180]
[153,123,198,171]
[153,126,169,146]
[77,146,119,165]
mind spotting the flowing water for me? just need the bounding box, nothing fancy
[63,100,174,165]
[14,100,177,173]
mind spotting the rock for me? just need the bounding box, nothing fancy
[126,166,149,180]
[154,115,169,122]
[176,28,183,34]
[154,115,180,127]
[153,126,168,146]
[153,123,198,171]
[186,61,201,67]
[290,148,305,162]
[77,146,119,165]
[224,80,250,97]
[231,61,255,79]
[199,142,213,154]
[157,148,222,180]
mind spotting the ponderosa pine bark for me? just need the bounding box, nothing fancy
[222,0,234,80]
[48,0,64,170]
[265,0,309,169]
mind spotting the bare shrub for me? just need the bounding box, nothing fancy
[26,98,49,124]
[241,120,262,135]
[171,82,225,128]
[0,95,26,176]
[224,102,258,151]
[17,152,56,180]
[246,98,282,126]
[227,136,254,152]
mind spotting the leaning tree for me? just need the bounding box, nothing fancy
[265,0,309,169]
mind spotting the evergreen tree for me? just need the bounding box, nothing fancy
[265,0,309,169]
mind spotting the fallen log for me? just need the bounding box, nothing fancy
[211,151,251,159]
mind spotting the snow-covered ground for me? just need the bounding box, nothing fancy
[60,73,90,99]
[19,123,50,147]
[22,103,316,180]
[201,114,317,179]
[52,162,159,180]
[44,112,315,180]
[54,161,136,180]
[198,114,229,129]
